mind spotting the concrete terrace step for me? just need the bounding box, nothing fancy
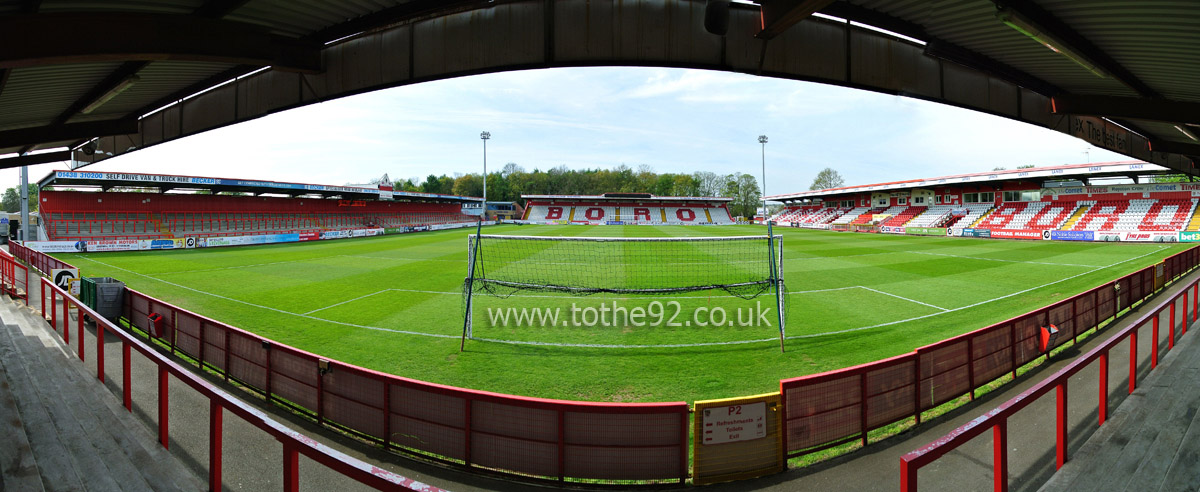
[0,328,44,492]
[0,299,204,491]
[1040,323,1200,492]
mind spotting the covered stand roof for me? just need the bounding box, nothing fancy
[39,169,481,202]
[767,160,1177,201]
[0,0,1196,172]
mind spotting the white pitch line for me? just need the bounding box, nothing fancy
[784,251,902,261]
[338,254,464,263]
[72,256,461,339]
[908,250,1100,268]
[857,286,949,312]
[302,289,391,315]
[785,246,1168,341]
[71,245,1169,347]
[156,258,317,275]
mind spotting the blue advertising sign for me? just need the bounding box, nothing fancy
[1049,230,1095,241]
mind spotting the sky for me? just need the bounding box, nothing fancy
[2,66,1127,196]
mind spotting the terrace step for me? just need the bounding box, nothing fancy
[1060,204,1090,230]
[0,299,205,492]
[1188,204,1200,231]
[1040,320,1200,492]
[968,206,995,227]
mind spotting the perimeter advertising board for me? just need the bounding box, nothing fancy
[1049,230,1095,241]
[1118,231,1179,242]
[26,240,88,253]
[1180,231,1200,242]
[989,229,1043,239]
[140,239,185,250]
[88,239,140,252]
[906,227,946,236]
[951,228,991,238]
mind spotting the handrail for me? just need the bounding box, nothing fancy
[38,277,447,491]
[13,239,1199,489]
[900,275,1196,492]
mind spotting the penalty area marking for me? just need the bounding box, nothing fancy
[71,246,1167,348]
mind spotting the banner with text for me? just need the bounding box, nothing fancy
[905,227,946,236]
[989,229,1044,240]
[1049,230,1095,242]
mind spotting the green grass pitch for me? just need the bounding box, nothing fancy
[53,225,1188,404]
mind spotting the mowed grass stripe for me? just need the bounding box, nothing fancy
[54,225,1188,404]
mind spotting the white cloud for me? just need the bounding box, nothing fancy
[0,67,1135,195]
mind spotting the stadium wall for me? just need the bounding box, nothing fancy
[7,241,1199,486]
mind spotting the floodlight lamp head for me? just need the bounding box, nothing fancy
[758,135,768,144]
[480,131,491,140]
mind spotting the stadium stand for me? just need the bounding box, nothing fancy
[849,208,884,225]
[1072,200,1127,231]
[1139,199,1197,231]
[905,205,954,228]
[522,194,735,225]
[1064,198,1198,232]
[942,203,994,229]
[769,205,853,227]
[975,200,1079,231]
[1025,201,1078,230]
[41,191,476,241]
[974,202,1029,229]
[770,205,819,224]
[831,207,871,225]
[880,206,926,227]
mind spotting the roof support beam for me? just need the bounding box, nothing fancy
[1152,140,1200,158]
[56,62,148,126]
[754,0,838,40]
[1053,94,1200,126]
[0,13,321,73]
[0,119,138,150]
[0,150,71,170]
[16,61,148,154]
[992,0,1158,97]
[819,2,1062,96]
[193,0,252,19]
[132,64,260,118]
[304,0,483,44]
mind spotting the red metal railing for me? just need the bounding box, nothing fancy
[19,241,690,486]
[37,275,449,491]
[121,288,690,484]
[14,239,1200,488]
[10,240,73,273]
[0,246,29,303]
[899,275,1197,492]
[780,246,1199,458]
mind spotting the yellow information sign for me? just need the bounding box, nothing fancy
[692,392,784,485]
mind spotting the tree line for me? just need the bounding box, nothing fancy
[1,184,37,213]
[391,164,767,218]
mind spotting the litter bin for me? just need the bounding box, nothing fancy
[1039,324,1060,353]
[147,313,165,338]
[82,277,125,322]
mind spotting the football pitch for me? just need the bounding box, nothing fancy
[53,225,1188,404]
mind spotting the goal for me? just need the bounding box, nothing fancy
[460,225,787,351]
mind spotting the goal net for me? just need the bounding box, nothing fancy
[460,231,788,350]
